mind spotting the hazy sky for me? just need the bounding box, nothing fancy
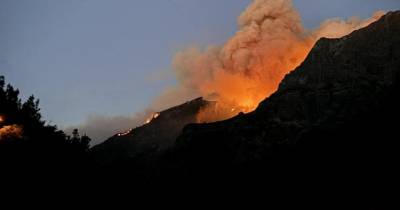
[1,0,399,127]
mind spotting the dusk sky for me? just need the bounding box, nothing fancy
[1,0,400,128]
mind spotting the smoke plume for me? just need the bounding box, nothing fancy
[155,0,385,122]
[74,0,385,145]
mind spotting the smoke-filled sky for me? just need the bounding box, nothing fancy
[1,0,400,144]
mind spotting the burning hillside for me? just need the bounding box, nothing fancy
[92,11,400,180]
[144,112,160,124]
[92,0,390,161]
[153,0,385,123]
[91,98,211,164]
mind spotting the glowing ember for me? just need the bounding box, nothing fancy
[117,128,132,137]
[0,124,23,141]
[144,112,160,124]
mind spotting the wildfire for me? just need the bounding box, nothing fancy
[0,124,23,141]
[144,112,160,124]
[165,0,384,124]
[196,100,251,123]
[0,115,23,141]
[117,128,133,137]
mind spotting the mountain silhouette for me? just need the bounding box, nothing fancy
[91,97,212,164]
[90,12,400,193]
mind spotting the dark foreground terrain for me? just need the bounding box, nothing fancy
[0,11,399,205]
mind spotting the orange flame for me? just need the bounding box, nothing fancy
[166,0,385,123]
[117,128,133,137]
[144,112,160,124]
[150,1,384,124]
[0,124,23,141]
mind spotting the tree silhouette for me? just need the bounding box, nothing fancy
[0,75,91,171]
[71,128,91,152]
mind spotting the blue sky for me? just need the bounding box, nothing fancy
[1,0,399,127]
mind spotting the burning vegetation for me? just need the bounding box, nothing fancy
[145,112,160,124]
[153,0,385,123]
[117,128,132,137]
[112,113,161,137]
[0,115,23,141]
[0,124,23,141]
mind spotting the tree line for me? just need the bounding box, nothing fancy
[0,76,91,171]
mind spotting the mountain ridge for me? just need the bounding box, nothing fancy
[91,11,400,183]
[169,11,400,171]
[91,97,213,164]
